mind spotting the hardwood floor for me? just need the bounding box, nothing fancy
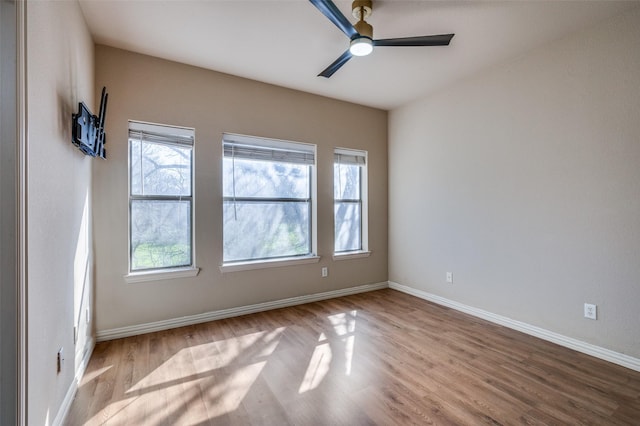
[66,289,640,425]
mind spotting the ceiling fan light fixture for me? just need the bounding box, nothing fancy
[349,37,373,56]
[310,0,454,77]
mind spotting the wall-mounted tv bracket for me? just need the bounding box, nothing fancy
[72,87,108,158]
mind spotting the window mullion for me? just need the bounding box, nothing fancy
[223,197,309,203]
[131,194,192,201]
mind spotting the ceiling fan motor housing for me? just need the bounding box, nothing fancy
[354,19,373,39]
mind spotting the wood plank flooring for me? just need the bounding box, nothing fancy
[66,289,640,425]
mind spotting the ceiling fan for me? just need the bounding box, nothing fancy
[309,0,454,78]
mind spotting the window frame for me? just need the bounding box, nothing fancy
[333,147,370,260]
[125,121,199,281]
[220,133,319,271]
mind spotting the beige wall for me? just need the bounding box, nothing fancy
[389,8,640,358]
[93,46,388,332]
[27,1,95,424]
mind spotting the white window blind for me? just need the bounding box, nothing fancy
[129,122,194,147]
[223,133,315,165]
[334,149,366,166]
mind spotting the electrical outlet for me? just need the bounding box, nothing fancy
[57,348,64,373]
[584,303,597,320]
[321,267,328,278]
[446,272,453,283]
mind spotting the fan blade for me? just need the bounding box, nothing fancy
[374,34,454,47]
[309,0,358,39]
[318,50,353,78]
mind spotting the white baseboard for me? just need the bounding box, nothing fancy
[389,281,640,373]
[96,279,640,371]
[53,337,95,426]
[96,282,389,342]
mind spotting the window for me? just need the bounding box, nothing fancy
[128,121,195,273]
[334,148,368,254]
[223,134,316,265]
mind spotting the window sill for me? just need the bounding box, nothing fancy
[125,267,200,283]
[333,251,371,261]
[220,255,321,273]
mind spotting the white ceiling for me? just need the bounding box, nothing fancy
[78,0,637,110]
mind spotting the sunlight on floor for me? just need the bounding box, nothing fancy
[81,313,363,422]
[299,310,359,393]
[81,365,112,383]
[203,360,268,418]
[329,310,357,376]
[344,334,355,376]
[88,327,285,424]
[298,341,332,393]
